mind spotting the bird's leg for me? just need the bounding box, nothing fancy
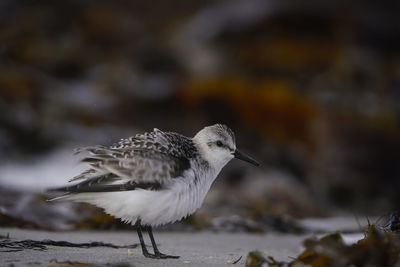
[147,225,180,259]
[135,219,156,258]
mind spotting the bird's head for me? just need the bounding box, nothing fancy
[193,124,259,171]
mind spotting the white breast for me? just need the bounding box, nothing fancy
[66,168,217,226]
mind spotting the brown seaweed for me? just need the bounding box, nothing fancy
[246,224,400,267]
[0,239,138,252]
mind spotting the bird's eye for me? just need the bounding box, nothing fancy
[216,141,223,147]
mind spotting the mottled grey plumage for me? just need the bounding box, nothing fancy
[57,128,201,193]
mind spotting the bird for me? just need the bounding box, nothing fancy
[49,124,259,259]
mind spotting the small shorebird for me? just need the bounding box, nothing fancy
[49,124,259,259]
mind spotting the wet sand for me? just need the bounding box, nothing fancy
[1,228,307,267]
[0,217,370,266]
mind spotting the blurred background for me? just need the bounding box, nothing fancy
[0,0,399,232]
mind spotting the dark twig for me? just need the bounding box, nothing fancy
[231,255,242,264]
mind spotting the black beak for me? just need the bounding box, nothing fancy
[233,149,260,166]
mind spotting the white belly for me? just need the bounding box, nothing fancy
[67,174,215,226]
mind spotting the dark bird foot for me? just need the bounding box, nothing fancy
[156,252,180,259]
[143,251,180,259]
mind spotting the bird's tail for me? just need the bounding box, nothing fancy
[46,186,72,201]
[47,194,71,201]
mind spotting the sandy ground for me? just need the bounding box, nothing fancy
[0,228,308,267]
[0,217,369,266]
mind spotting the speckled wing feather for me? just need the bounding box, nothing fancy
[52,129,198,193]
